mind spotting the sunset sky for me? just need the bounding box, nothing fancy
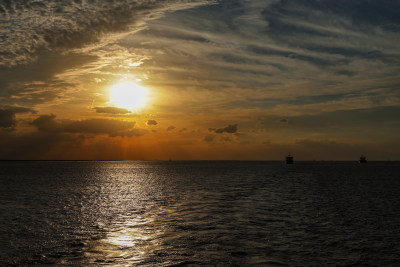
[1,0,399,160]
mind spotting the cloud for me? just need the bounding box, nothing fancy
[0,0,212,67]
[0,106,35,129]
[254,105,400,144]
[167,125,176,131]
[147,119,158,126]
[94,106,131,114]
[0,110,15,129]
[109,128,148,137]
[130,0,399,118]
[0,130,76,160]
[31,114,60,132]
[0,52,98,107]
[204,134,214,142]
[209,124,238,134]
[260,105,400,131]
[221,136,233,142]
[32,114,138,136]
[0,128,151,160]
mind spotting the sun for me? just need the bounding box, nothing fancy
[109,81,149,110]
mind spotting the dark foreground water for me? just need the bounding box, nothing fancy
[1,161,399,266]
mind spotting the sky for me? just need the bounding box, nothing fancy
[0,0,399,160]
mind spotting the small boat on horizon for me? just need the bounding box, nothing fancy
[286,153,294,164]
[359,155,367,163]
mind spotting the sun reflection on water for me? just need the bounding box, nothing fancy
[84,215,165,265]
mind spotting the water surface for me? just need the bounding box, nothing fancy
[1,161,399,266]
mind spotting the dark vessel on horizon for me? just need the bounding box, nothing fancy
[359,155,367,163]
[286,153,294,164]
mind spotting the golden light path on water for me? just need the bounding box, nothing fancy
[83,203,181,265]
[75,162,161,265]
[84,216,159,264]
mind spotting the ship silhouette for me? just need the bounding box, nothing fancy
[359,155,367,163]
[286,153,294,164]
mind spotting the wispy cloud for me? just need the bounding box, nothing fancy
[94,106,131,114]
[0,0,213,67]
[129,0,400,117]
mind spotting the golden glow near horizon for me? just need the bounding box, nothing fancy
[109,82,149,111]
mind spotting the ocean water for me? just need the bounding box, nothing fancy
[1,161,399,266]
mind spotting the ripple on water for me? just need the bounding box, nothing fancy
[1,161,400,266]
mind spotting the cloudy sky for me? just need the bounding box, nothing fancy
[1,0,399,160]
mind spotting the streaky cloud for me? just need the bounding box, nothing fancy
[94,106,131,114]
[32,114,139,137]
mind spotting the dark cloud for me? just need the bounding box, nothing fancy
[209,124,238,134]
[0,106,35,129]
[0,53,98,106]
[32,114,60,132]
[0,110,15,129]
[0,127,149,160]
[147,119,158,125]
[204,133,236,143]
[264,0,400,32]
[179,128,187,133]
[167,125,176,131]
[32,114,137,136]
[94,106,131,114]
[0,131,76,160]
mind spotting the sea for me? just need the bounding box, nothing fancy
[1,161,399,266]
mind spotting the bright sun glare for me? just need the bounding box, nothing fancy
[109,82,149,110]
